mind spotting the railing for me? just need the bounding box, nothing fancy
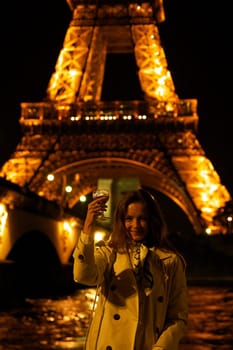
[20,99,197,123]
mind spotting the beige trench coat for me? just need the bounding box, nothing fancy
[73,238,188,350]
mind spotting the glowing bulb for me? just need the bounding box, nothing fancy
[47,173,54,181]
[65,185,72,193]
[80,195,86,202]
[94,230,106,242]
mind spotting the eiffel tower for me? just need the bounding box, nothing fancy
[0,0,231,234]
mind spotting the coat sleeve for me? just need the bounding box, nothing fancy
[153,254,188,350]
[73,235,112,287]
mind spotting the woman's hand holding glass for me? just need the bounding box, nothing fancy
[82,189,109,235]
[92,189,109,220]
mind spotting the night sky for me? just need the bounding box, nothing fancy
[1,0,233,197]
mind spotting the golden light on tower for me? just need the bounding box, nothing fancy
[0,204,8,243]
[173,155,231,233]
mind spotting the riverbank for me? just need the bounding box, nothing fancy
[187,276,233,287]
[171,232,233,285]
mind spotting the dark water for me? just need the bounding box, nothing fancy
[0,286,232,350]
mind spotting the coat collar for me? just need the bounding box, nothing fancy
[113,247,172,285]
[152,247,174,260]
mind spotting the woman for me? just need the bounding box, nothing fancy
[73,188,188,350]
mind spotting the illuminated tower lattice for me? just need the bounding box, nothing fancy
[0,0,231,234]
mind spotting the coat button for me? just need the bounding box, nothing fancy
[78,254,84,261]
[106,346,112,350]
[157,295,164,302]
[113,313,120,320]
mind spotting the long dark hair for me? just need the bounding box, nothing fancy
[109,188,174,252]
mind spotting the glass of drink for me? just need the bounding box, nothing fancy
[92,189,109,220]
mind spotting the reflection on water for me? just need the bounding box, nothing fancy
[0,288,95,350]
[181,286,233,350]
[0,286,232,350]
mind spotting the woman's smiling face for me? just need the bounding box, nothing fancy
[124,201,149,242]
